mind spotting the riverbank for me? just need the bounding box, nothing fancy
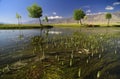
[0,24,53,29]
[0,24,120,29]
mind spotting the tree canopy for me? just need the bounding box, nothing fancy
[105,13,112,19]
[45,16,48,22]
[16,13,21,19]
[105,13,112,26]
[73,9,86,25]
[27,4,42,18]
[16,13,21,25]
[27,3,43,25]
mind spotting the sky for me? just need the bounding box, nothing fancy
[0,0,120,24]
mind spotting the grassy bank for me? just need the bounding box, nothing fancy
[0,23,120,29]
[52,23,120,28]
[0,24,53,29]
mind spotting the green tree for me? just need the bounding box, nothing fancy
[19,15,22,24]
[16,13,21,25]
[45,16,48,23]
[27,3,43,25]
[105,13,112,26]
[73,9,86,25]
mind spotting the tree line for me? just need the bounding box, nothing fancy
[73,9,112,26]
[16,3,112,26]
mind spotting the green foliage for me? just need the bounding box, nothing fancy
[31,36,44,46]
[45,16,49,22]
[16,13,21,19]
[78,68,81,78]
[16,13,22,25]
[105,13,112,26]
[105,13,112,19]
[73,9,86,25]
[27,4,42,18]
[27,3,43,25]
[43,66,63,79]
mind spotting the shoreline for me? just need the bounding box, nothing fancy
[0,24,120,29]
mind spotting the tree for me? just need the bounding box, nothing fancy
[45,16,48,23]
[19,15,22,24]
[105,13,112,26]
[73,9,86,25]
[16,13,21,25]
[27,3,43,25]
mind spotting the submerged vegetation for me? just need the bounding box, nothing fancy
[0,29,120,79]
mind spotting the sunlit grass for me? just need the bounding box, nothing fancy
[0,23,120,29]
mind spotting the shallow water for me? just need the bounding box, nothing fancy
[0,28,74,54]
[0,27,120,79]
[1,27,120,55]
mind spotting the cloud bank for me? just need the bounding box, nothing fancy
[48,16,63,19]
[113,2,120,6]
[105,6,114,10]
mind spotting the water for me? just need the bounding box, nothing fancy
[0,28,74,54]
[0,27,120,79]
[1,27,120,56]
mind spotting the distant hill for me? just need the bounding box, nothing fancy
[24,12,120,24]
[86,12,120,24]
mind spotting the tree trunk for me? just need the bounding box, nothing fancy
[39,18,42,36]
[18,18,19,25]
[39,18,41,26]
[107,19,110,27]
[20,18,22,24]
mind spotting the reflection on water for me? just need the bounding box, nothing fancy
[0,28,73,54]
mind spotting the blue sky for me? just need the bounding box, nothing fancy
[0,0,120,24]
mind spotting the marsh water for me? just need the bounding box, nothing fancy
[0,28,72,53]
[0,27,120,79]
[0,27,120,63]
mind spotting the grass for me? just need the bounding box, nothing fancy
[0,24,53,29]
[0,23,120,29]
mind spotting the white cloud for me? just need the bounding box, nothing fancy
[48,16,63,19]
[53,12,56,15]
[105,6,114,10]
[113,2,120,6]
[86,9,91,13]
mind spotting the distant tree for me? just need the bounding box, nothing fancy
[73,9,86,25]
[45,16,49,23]
[42,19,45,22]
[27,4,43,26]
[105,13,112,26]
[84,16,88,24]
[19,15,22,24]
[16,13,21,25]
